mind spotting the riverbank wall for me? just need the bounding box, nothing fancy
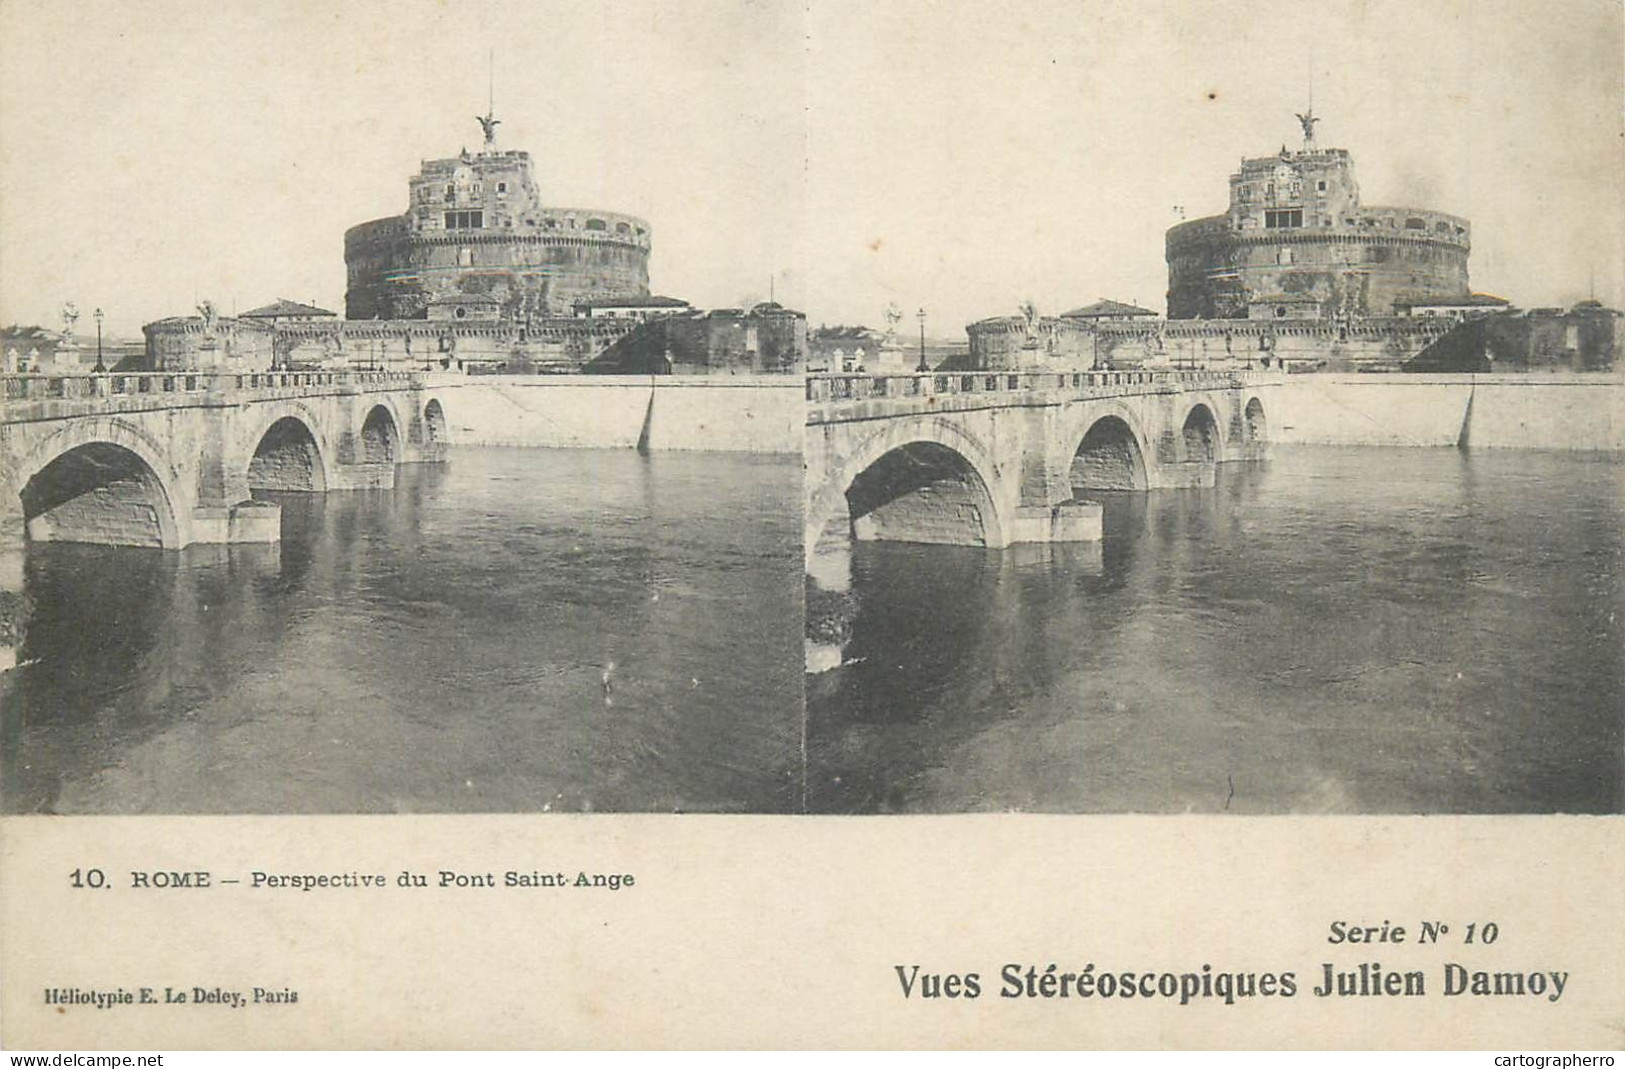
[431,374,802,454]
[1273,373,1624,451]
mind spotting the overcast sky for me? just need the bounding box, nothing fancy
[1,0,1620,338]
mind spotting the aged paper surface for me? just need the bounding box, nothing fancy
[3,817,1624,1048]
[3,0,1623,1050]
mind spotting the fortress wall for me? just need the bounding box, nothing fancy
[1274,374,1624,451]
[346,221,653,320]
[436,375,800,454]
[642,377,801,453]
[1458,377,1625,451]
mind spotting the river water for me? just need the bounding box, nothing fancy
[2,448,803,814]
[807,447,1623,814]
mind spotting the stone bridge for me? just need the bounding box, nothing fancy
[805,368,1281,564]
[1,370,453,554]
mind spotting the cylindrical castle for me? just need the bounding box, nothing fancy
[344,120,651,321]
[1165,119,1470,320]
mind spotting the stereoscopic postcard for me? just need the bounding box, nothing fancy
[1,0,1620,1051]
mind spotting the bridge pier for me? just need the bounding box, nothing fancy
[1009,500,1104,543]
[0,504,24,673]
[329,460,399,491]
[1145,460,1218,489]
[186,501,282,544]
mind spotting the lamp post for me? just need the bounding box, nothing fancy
[916,307,928,372]
[93,307,105,373]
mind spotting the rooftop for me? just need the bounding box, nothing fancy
[240,299,337,319]
[1061,299,1159,319]
[1394,293,1511,309]
[572,295,691,310]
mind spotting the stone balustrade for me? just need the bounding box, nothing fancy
[1,370,421,405]
[806,368,1276,404]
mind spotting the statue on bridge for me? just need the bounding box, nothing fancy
[1019,300,1041,348]
[59,302,79,345]
[881,303,902,348]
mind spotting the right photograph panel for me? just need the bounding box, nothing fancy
[801,0,1624,815]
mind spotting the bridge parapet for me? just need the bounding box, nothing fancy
[1,370,427,423]
[3,369,418,403]
[808,368,1279,417]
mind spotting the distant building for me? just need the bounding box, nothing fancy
[1246,293,1324,321]
[426,293,502,323]
[1393,293,1511,319]
[344,114,651,322]
[2,326,58,373]
[238,299,338,326]
[1165,111,1471,321]
[1060,299,1158,323]
[136,113,802,375]
[144,306,276,371]
[1405,300,1620,372]
[572,295,692,321]
[586,302,807,375]
[957,111,1611,374]
[809,325,886,372]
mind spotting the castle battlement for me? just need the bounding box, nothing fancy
[344,116,653,321]
[1166,117,1471,319]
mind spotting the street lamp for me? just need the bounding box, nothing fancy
[93,307,105,373]
[916,307,928,372]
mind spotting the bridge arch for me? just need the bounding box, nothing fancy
[423,397,449,445]
[360,403,401,465]
[1071,413,1151,491]
[1243,395,1268,444]
[1181,401,1221,463]
[244,402,333,492]
[10,419,184,549]
[1059,401,1156,492]
[807,417,1010,561]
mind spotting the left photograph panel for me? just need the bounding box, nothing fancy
[0,1,808,815]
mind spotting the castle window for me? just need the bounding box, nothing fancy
[1405,217,1426,230]
[458,247,473,266]
[616,221,630,235]
[1435,221,1451,234]
[444,210,484,229]
[585,218,607,231]
[498,182,508,194]
[1317,180,1327,192]
[445,184,455,199]
[454,306,467,320]
[1278,248,1294,265]
[1265,209,1303,228]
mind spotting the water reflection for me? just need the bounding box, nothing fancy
[3,449,803,814]
[808,448,1625,814]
